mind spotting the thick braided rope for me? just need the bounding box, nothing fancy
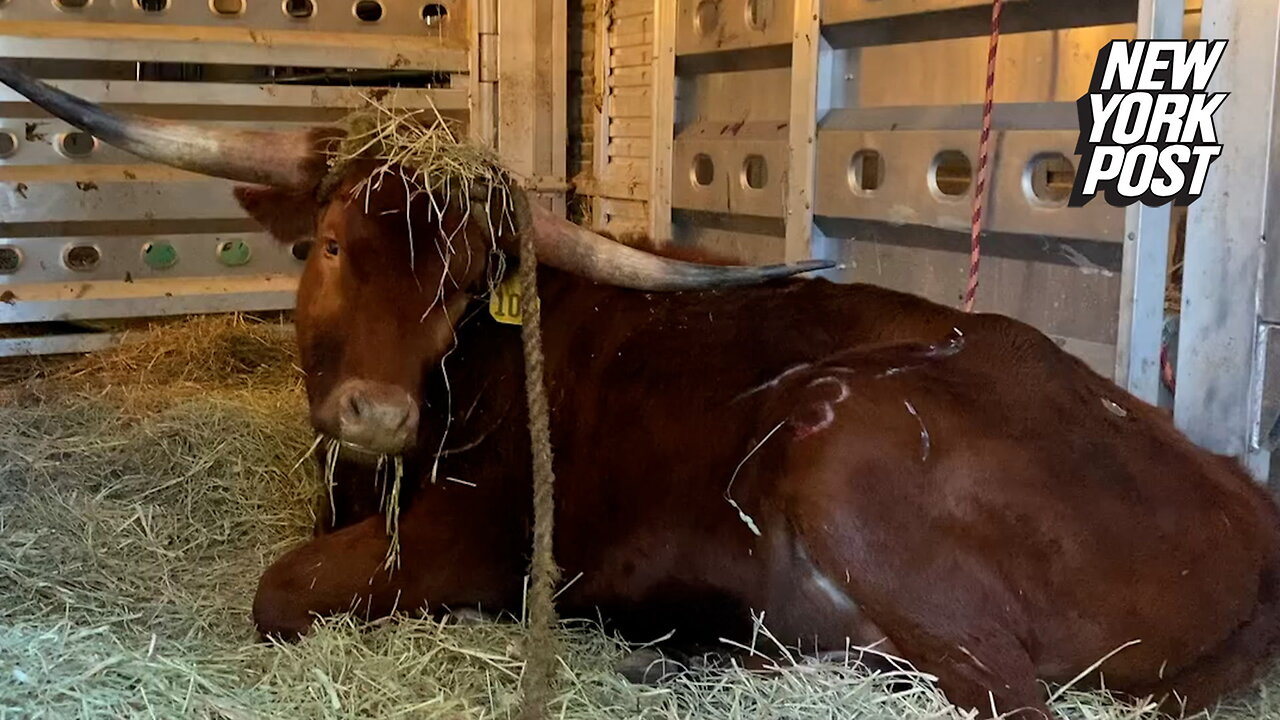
[964,0,1004,313]
[510,187,563,720]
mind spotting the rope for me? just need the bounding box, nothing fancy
[510,186,563,720]
[963,0,1004,313]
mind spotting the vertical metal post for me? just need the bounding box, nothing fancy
[1113,0,1184,403]
[469,0,498,148]
[592,0,612,231]
[497,0,567,214]
[787,0,843,267]
[550,0,565,213]
[1176,0,1280,480]
[649,0,677,242]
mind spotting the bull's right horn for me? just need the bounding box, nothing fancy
[0,63,333,189]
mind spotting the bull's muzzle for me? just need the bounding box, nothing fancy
[319,379,419,457]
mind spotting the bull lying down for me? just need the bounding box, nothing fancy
[7,67,1280,720]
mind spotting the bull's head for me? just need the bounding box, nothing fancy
[0,67,831,458]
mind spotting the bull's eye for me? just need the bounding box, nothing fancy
[324,240,340,256]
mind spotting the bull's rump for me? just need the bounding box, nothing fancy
[770,352,1278,688]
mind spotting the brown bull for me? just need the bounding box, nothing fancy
[6,66,1279,720]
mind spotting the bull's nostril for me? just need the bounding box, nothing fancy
[343,393,364,420]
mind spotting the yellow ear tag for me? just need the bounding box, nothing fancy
[488,274,523,326]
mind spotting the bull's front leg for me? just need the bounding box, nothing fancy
[254,497,523,640]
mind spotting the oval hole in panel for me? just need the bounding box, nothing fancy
[0,131,18,160]
[848,149,884,195]
[354,0,383,22]
[55,0,91,10]
[930,150,973,199]
[745,0,772,31]
[694,1,719,37]
[283,0,315,17]
[136,0,169,12]
[741,154,768,190]
[0,246,22,274]
[1025,152,1076,207]
[216,239,253,266]
[691,153,715,187]
[64,244,101,272]
[210,0,245,15]
[291,240,313,261]
[142,241,179,270]
[58,131,97,159]
[422,3,448,26]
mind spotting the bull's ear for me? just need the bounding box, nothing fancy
[233,185,318,244]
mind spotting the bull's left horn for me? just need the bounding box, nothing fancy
[526,200,836,290]
[0,63,331,189]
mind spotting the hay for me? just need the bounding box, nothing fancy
[327,94,516,297]
[0,315,1277,719]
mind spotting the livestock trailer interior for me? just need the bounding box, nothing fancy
[2,0,1280,718]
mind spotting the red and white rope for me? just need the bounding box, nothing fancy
[963,0,1004,313]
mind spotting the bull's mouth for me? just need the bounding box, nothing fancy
[317,435,409,467]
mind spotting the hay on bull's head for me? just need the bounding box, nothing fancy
[326,94,518,294]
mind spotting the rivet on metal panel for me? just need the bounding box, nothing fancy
[929,150,973,200]
[216,240,253,266]
[691,154,715,187]
[422,3,448,27]
[745,0,772,31]
[0,246,22,275]
[54,0,90,10]
[0,131,17,160]
[64,244,102,272]
[695,1,720,37]
[141,241,179,270]
[210,0,246,16]
[56,132,97,159]
[283,0,315,18]
[848,150,884,195]
[136,0,169,12]
[1024,153,1075,208]
[353,0,384,22]
[291,240,313,261]
[741,155,768,190]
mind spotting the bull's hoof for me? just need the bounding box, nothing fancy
[614,648,688,685]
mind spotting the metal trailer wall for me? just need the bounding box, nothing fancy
[0,0,567,357]
[570,2,1199,420]
[1176,0,1280,482]
[649,0,1200,389]
[602,0,1280,483]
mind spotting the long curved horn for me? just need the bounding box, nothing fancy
[0,63,329,189]
[526,200,836,290]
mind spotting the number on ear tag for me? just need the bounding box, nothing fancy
[488,274,523,326]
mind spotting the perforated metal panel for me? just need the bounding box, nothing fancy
[628,0,1196,391]
[0,0,475,353]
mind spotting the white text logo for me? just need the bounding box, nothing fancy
[1070,40,1227,208]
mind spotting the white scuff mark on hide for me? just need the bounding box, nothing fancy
[903,399,930,462]
[724,421,786,537]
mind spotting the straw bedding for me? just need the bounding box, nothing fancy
[0,314,1276,719]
